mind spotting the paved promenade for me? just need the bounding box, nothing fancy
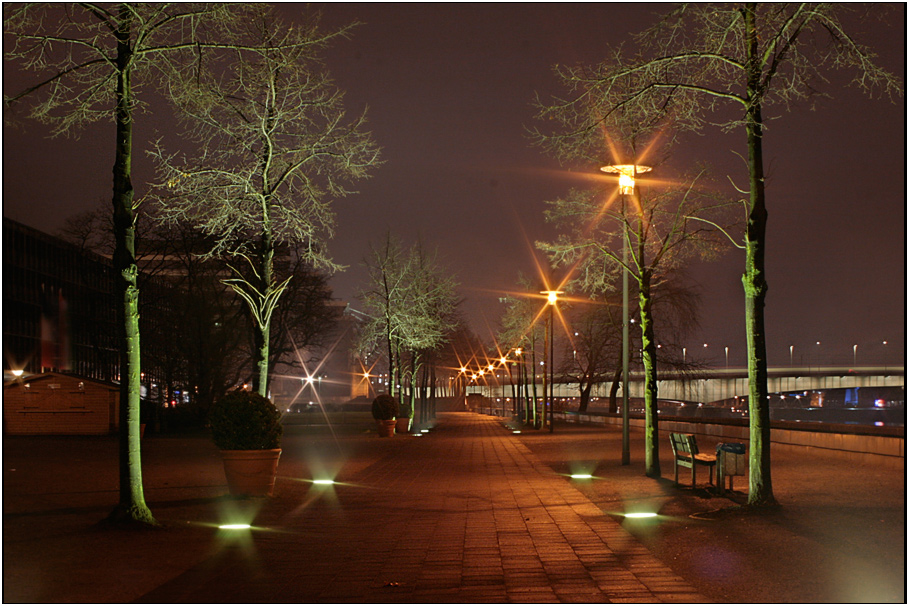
[5,412,706,603]
[5,410,904,603]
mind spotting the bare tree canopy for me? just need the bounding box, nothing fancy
[358,233,459,416]
[151,5,380,270]
[149,5,381,396]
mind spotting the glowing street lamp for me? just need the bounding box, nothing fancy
[600,164,653,195]
[603,163,650,465]
[540,290,563,434]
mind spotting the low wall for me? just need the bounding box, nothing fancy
[562,411,905,461]
[282,411,374,426]
[472,404,905,462]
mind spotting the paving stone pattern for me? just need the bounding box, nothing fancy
[138,413,707,603]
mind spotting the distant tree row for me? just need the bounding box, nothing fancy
[356,233,460,424]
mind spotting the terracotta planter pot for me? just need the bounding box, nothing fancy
[376,419,396,437]
[220,448,282,497]
[395,417,412,434]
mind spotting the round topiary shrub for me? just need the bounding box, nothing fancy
[371,394,398,421]
[210,390,283,450]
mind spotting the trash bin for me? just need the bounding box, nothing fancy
[715,442,747,494]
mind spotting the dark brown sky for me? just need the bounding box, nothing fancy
[3,4,905,368]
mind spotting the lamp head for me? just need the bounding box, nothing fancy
[600,164,652,195]
[541,290,563,305]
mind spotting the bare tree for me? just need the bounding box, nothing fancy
[5,2,245,525]
[55,203,114,255]
[357,234,409,400]
[358,234,459,420]
[533,3,901,504]
[557,299,622,414]
[266,245,341,385]
[496,274,548,427]
[539,168,731,476]
[150,6,380,397]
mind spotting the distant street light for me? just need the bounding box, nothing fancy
[601,163,650,465]
[541,290,562,434]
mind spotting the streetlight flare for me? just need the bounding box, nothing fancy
[600,164,652,194]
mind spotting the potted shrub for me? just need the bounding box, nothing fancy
[371,394,398,437]
[210,390,283,497]
[396,396,413,434]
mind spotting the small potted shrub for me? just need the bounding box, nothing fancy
[210,390,283,496]
[396,396,414,434]
[371,394,398,437]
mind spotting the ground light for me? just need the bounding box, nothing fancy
[312,479,335,485]
[218,523,252,530]
[623,512,658,519]
[570,473,593,480]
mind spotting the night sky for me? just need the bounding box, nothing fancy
[3,4,905,368]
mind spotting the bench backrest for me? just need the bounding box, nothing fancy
[669,433,699,457]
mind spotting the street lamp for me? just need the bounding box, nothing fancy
[601,163,650,465]
[514,347,526,423]
[541,290,562,434]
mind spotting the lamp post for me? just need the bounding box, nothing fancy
[541,290,562,433]
[515,348,525,423]
[601,163,650,465]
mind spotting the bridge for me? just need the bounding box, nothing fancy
[473,366,905,404]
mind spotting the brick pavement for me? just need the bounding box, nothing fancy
[137,412,707,603]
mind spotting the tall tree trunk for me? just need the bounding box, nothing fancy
[253,231,274,398]
[109,6,154,525]
[743,3,776,507]
[608,362,621,414]
[639,271,660,478]
[385,325,395,399]
[530,343,539,427]
[579,379,592,413]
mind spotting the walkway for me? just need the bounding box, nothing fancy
[137,412,706,603]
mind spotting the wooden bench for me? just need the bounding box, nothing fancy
[669,433,716,487]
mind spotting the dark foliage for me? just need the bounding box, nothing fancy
[371,394,398,421]
[209,390,282,450]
